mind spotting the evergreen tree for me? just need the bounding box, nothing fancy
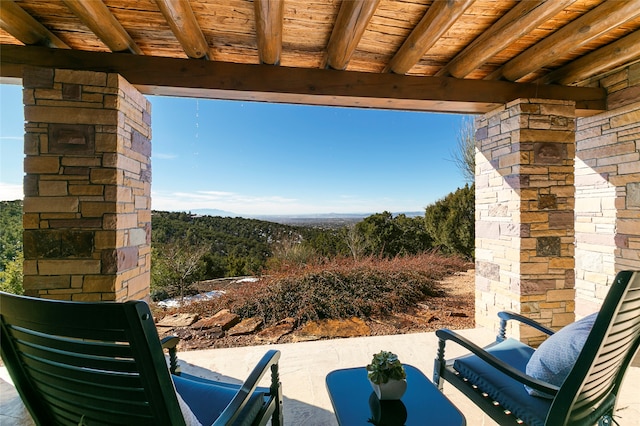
[356,212,401,257]
[0,200,24,294]
[424,185,475,258]
[354,212,432,258]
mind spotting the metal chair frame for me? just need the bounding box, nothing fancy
[433,271,640,426]
[0,292,283,426]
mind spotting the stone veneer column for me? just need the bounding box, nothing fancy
[574,64,640,316]
[22,67,152,302]
[475,99,576,345]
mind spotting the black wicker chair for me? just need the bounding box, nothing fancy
[433,270,640,426]
[0,292,283,426]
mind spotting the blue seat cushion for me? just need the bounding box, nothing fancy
[173,373,265,426]
[453,338,552,426]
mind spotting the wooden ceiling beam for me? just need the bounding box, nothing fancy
[254,0,284,65]
[385,0,475,75]
[0,44,606,115]
[325,0,380,71]
[0,0,69,48]
[155,0,210,59]
[438,0,574,78]
[61,0,142,55]
[492,0,640,82]
[540,30,640,85]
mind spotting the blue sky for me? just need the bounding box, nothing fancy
[1,84,467,216]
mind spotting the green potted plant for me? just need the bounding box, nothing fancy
[366,350,407,400]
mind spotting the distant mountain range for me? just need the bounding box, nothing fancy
[189,208,240,217]
[189,209,424,220]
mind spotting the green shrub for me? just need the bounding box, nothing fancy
[0,200,23,294]
[0,252,23,295]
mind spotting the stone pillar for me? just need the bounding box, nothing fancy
[475,99,576,345]
[575,64,640,317]
[22,67,152,302]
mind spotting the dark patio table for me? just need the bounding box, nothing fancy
[326,364,465,426]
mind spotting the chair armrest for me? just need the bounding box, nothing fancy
[161,335,181,375]
[435,328,559,396]
[497,311,555,341]
[213,349,282,426]
[161,335,180,349]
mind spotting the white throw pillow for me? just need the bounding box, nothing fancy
[174,381,203,426]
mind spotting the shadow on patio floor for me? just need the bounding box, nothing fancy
[2,328,639,425]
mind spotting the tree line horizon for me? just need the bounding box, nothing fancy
[0,185,474,299]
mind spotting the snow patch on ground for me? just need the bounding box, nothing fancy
[235,277,259,283]
[157,277,260,308]
[158,290,226,308]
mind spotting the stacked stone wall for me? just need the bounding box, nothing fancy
[574,64,640,316]
[22,68,152,301]
[475,99,575,344]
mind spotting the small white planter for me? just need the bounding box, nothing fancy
[369,378,407,400]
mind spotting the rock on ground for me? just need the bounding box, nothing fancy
[153,270,476,351]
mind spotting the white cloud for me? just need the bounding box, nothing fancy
[149,189,417,216]
[0,182,22,201]
[183,190,236,199]
[0,183,420,215]
[151,189,306,215]
[0,136,23,141]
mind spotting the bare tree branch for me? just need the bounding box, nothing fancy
[451,116,476,183]
[344,224,368,261]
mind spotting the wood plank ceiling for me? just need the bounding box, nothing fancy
[1,0,639,114]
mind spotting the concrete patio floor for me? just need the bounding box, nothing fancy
[2,328,639,425]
